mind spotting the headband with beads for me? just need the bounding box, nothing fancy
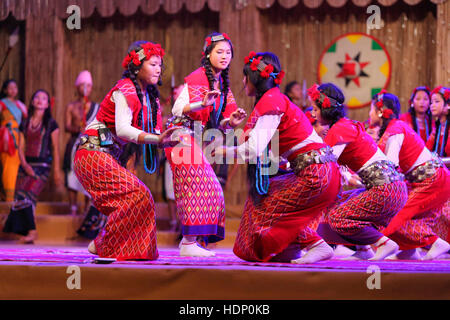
[431,86,450,104]
[202,33,231,56]
[122,42,165,70]
[307,84,342,109]
[373,89,394,119]
[244,51,285,85]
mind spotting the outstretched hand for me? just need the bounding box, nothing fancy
[229,108,247,128]
[158,126,180,148]
[202,90,221,107]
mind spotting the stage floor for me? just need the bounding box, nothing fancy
[0,243,449,300]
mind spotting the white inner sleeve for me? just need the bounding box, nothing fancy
[384,134,404,168]
[172,84,189,117]
[409,147,433,173]
[358,148,389,173]
[384,134,433,173]
[331,143,347,159]
[237,114,283,162]
[113,90,145,143]
[282,129,324,159]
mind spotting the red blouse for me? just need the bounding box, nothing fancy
[184,67,237,126]
[96,78,162,135]
[325,118,378,172]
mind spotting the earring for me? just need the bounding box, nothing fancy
[206,54,210,59]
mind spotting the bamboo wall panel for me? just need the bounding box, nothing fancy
[1,0,446,208]
[0,17,25,102]
[60,8,219,201]
[256,0,437,122]
[1,0,446,21]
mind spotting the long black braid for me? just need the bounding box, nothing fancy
[201,33,232,130]
[409,88,432,138]
[118,41,161,169]
[432,113,450,157]
[376,93,401,140]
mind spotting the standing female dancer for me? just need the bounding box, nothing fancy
[371,91,450,260]
[426,86,450,157]
[220,51,341,264]
[0,79,28,202]
[310,84,408,260]
[74,41,176,260]
[3,89,61,243]
[166,32,246,257]
[399,86,433,143]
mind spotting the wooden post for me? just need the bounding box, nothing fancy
[435,0,450,86]
[25,15,66,199]
[218,1,265,208]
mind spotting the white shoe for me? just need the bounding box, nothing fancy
[334,245,355,258]
[88,241,97,255]
[179,240,215,257]
[369,237,399,261]
[291,240,334,264]
[421,238,450,260]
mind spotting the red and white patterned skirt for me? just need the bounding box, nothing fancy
[74,148,158,261]
[233,162,341,262]
[165,134,225,243]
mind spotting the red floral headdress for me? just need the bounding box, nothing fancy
[122,42,165,69]
[243,51,285,85]
[373,89,394,119]
[431,86,450,104]
[307,84,341,109]
[202,33,231,56]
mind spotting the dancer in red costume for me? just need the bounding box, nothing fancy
[310,84,408,260]
[370,91,450,260]
[426,86,450,157]
[220,52,341,264]
[426,86,450,248]
[74,41,176,261]
[165,32,246,257]
[399,86,433,143]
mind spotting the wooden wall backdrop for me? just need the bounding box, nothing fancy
[59,8,219,202]
[0,0,448,210]
[0,16,25,102]
[256,0,438,121]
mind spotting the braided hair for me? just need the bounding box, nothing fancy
[408,87,432,138]
[431,87,450,156]
[373,92,401,139]
[201,32,233,130]
[242,52,284,202]
[120,41,163,169]
[313,83,346,128]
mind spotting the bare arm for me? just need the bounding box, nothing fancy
[18,132,35,177]
[51,128,63,185]
[65,103,79,134]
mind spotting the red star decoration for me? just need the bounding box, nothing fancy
[337,53,370,87]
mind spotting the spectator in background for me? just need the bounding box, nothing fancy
[285,81,309,111]
[3,89,62,244]
[64,70,100,216]
[0,79,27,202]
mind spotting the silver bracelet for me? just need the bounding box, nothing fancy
[189,101,204,112]
[143,134,160,145]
